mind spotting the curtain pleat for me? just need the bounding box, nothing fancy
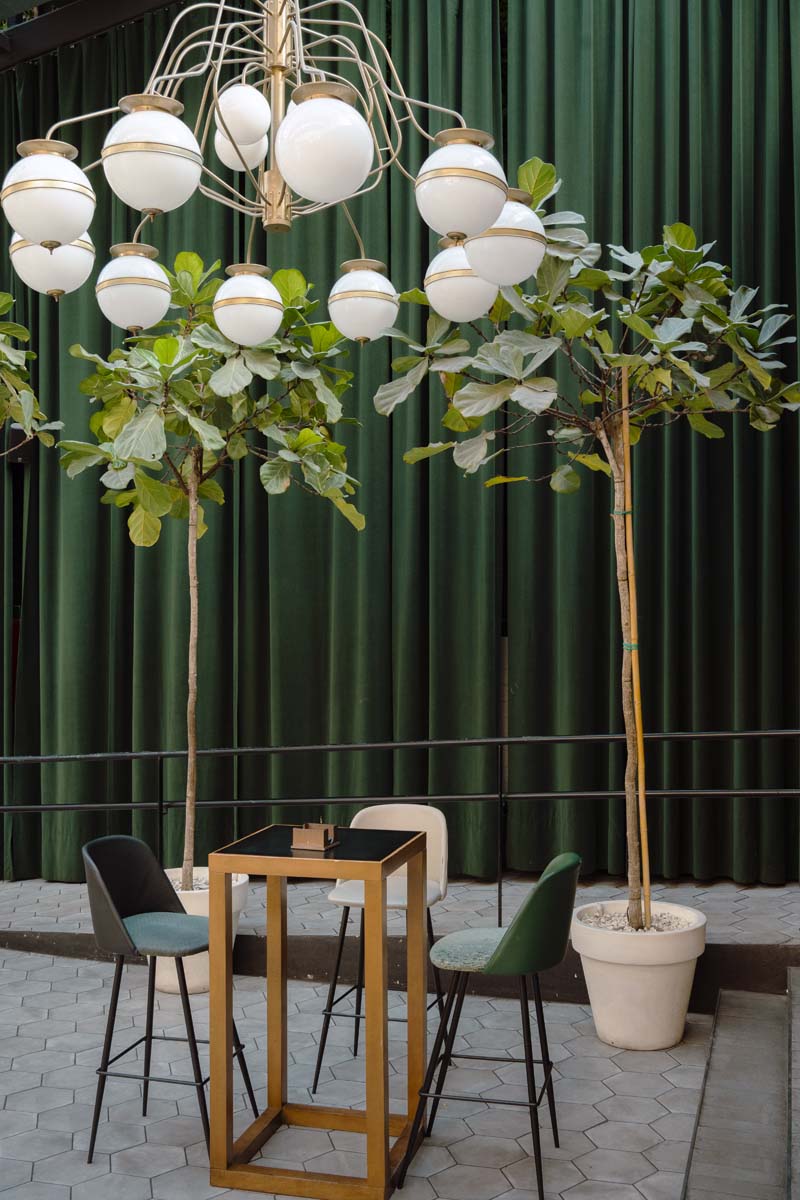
[0,0,798,884]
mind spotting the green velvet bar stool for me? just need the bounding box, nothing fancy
[397,852,581,1200]
[82,836,258,1164]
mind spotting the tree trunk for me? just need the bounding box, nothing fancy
[181,454,200,893]
[598,421,643,930]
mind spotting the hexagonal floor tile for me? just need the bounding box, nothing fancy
[449,1136,524,1169]
[645,1141,690,1172]
[431,1163,511,1200]
[636,1170,684,1200]
[595,1095,667,1124]
[109,1144,186,1177]
[605,1073,671,1099]
[33,1151,110,1186]
[151,1165,227,1200]
[586,1121,661,1152]
[71,1175,153,1200]
[0,1131,72,1162]
[73,1125,147,1155]
[504,1155,584,1194]
[575,1147,656,1184]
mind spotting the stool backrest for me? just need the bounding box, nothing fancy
[350,803,448,899]
[484,852,581,976]
[83,835,184,955]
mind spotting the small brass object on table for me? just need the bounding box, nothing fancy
[290,821,339,853]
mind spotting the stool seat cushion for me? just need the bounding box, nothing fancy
[328,878,442,910]
[123,912,210,957]
[429,926,506,973]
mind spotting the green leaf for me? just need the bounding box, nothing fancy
[199,479,225,505]
[730,285,758,322]
[510,380,557,413]
[426,313,450,345]
[187,413,226,451]
[517,157,559,208]
[403,442,454,464]
[663,222,697,250]
[724,335,771,388]
[153,337,180,365]
[128,505,162,547]
[549,464,581,494]
[453,429,494,473]
[484,475,528,487]
[135,469,175,516]
[313,376,342,422]
[569,452,611,475]
[17,389,34,435]
[271,268,308,308]
[227,432,249,460]
[398,287,429,305]
[620,313,656,341]
[687,413,725,439]
[0,321,30,341]
[58,440,110,478]
[191,324,238,355]
[326,490,366,530]
[209,354,252,397]
[259,457,293,494]
[114,407,166,463]
[455,380,514,418]
[174,251,204,287]
[374,358,428,416]
[442,405,482,432]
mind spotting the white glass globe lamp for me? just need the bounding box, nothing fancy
[424,237,498,323]
[212,264,284,347]
[10,231,94,298]
[95,243,172,332]
[214,129,269,172]
[328,259,399,343]
[1,139,95,249]
[102,94,202,214]
[465,187,547,285]
[415,128,507,238]
[214,83,271,145]
[274,82,374,204]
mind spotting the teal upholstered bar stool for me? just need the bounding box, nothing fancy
[398,852,581,1200]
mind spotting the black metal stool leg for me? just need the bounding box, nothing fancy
[519,974,544,1200]
[142,955,156,1117]
[427,910,444,1017]
[232,1019,258,1117]
[176,957,210,1148]
[531,973,558,1147]
[352,908,365,1056]
[396,972,462,1190]
[312,905,350,1094]
[426,970,468,1136]
[87,954,124,1163]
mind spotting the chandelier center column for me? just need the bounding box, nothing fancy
[264,0,292,232]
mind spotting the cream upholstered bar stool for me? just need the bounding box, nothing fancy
[311,802,448,1092]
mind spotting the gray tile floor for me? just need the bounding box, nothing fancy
[0,947,712,1200]
[1,875,799,945]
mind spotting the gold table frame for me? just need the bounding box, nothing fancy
[208,824,428,1200]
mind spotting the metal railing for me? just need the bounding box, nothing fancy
[2,727,799,924]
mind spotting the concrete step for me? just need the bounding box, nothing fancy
[790,968,800,1198]
[684,988,788,1200]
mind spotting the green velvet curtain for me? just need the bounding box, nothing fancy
[1,0,798,884]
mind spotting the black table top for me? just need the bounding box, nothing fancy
[215,823,420,863]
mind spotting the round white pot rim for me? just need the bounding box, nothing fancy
[571,899,707,967]
[164,866,249,894]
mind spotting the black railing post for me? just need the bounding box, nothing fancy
[496,740,504,927]
[155,755,164,866]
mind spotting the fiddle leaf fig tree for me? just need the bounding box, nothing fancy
[0,292,61,454]
[375,161,799,930]
[62,253,363,891]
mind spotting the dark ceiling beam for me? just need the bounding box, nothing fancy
[0,0,179,72]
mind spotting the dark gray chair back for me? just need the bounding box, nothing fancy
[82,835,184,956]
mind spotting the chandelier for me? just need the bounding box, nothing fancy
[1,0,547,343]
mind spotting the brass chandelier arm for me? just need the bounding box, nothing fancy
[45,105,122,144]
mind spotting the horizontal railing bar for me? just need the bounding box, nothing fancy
[0,728,798,768]
[3,788,800,817]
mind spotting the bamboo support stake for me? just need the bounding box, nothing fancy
[620,367,652,928]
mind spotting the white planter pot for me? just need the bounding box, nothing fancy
[571,900,707,1050]
[155,868,249,995]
